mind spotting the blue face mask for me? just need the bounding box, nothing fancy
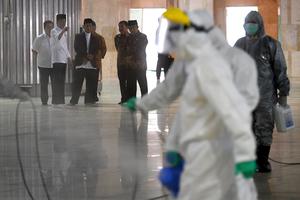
[244,23,259,36]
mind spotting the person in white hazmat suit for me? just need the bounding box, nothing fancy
[165,10,260,200]
[125,8,257,200]
[205,13,259,200]
[168,11,260,167]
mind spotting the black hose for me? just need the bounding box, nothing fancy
[15,100,35,200]
[269,157,300,165]
[30,99,51,200]
[15,99,51,200]
[147,194,169,200]
[130,110,138,200]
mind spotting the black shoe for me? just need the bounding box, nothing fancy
[85,102,96,106]
[42,102,48,106]
[118,100,127,105]
[256,161,272,173]
[256,145,272,173]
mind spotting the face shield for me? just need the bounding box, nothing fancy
[156,17,178,54]
[156,8,191,54]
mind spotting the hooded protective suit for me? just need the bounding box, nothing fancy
[136,10,256,200]
[234,11,290,146]
[234,11,290,172]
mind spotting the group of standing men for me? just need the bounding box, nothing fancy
[115,20,148,104]
[32,14,106,106]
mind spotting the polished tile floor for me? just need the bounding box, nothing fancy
[0,72,300,200]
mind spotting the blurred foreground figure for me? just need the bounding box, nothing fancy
[125,8,257,200]
[234,11,290,173]
[0,76,30,101]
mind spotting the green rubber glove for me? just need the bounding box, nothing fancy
[123,97,137,111]
[165,151,184,167]
[235,161,256,179]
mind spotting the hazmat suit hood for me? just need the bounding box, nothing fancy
[187,10,227,50]
[187,10,214,30]
[171,10,214,60]
[208,26,228,50]
[244,11,265,38]
[171,29,212,60]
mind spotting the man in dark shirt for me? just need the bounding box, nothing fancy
[69,18,103,105]
[127,20,148,98]
[114,21,130,104]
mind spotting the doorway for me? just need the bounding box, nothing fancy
[226,6,258,46]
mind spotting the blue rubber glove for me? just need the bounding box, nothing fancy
[235,160,256,179]
[159,151,184,197]
[122,97,137,111]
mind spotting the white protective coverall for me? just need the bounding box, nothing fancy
[136,10,256,200]
[206,16,259,200]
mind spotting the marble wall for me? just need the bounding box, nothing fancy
[131,0,166,8]
[214,0,278,39]
[179,0,213,14]
[81,0,131,79]
[280,0,300,77]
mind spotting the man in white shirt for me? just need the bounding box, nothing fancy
[50,14,71,105]
[69,18,103,105]
[32,20,54,105]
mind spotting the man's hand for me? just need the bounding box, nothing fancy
[87,54,94,61]
[63,26,69,32]
[278,96,288,107]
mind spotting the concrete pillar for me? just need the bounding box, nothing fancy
[280,0,300,77]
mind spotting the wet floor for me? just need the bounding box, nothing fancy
[0,73,299,200]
